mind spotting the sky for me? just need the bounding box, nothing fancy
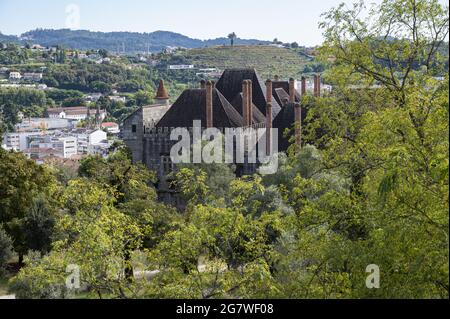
[0,0,448,46]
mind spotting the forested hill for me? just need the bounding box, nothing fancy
[3,29,271,53]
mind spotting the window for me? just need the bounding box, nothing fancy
[132,125,137,133]
[161,156,173,173]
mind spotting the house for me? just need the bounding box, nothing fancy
[109,96,126,103]
[9,72,21,80]
[168,65,195,70]
[15,118,74,132]
[83,93,103,103]
[71,129,108,155]
[46,107,106,121]
[23,73,43,82]
[2,131,43,151]
[28,136,78,159]
[24,148,63,161]
[101,122,120,134]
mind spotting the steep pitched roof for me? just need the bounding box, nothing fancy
[230,93,266,124]
[272,81,301,106]
[274,88,290,107]
[272,102,308,152]
[215,68,281,119]
[157,88,244,128]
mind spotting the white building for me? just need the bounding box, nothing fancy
[72,129,108,155]
[23,73,43,82]
[2,131,43,151]
[47,107,106,121]
[83,93,103,103]
[109,96,126,103]
[28,136,78,159]
[15,118,74,132]
[169,65,194,70]
[9,72,21,80]
[101,122,120,134]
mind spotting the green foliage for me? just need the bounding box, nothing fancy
[0,226,13,271]
[0,150,57,262]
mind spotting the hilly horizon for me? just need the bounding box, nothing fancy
[0,28,275,53]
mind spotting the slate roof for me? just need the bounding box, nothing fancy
[272,81,301,106]
[215,68,281,119]
[157,88,244,128]
[230,93,266,124]
[272,102,308,152]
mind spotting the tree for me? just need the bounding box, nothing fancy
[277,0,450,298]
[22,195,56,255]
[0,150,57,265]
[134,90,153,106]
[228,32,237,47]
[0,226,13,273]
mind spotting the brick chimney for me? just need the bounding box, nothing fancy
[211,81,216,89]
[200,80,206,89]
[155,79,170,106]
[314,75,321,97]
[266,102,273,155]
[206,81,213,128]
[289,78,296,103]
[294,103,302,149]
[301,76,306,96]
[242,80,249,127]
[265,79,272,104]
[247,80,253,126]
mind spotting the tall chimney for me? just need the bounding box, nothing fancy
[247,80,253,126]
[314,75,321,97]
[289,78,296,103]
[294,103,302,150]
[211,81,216,89]
[301,76,306,96]
[265,79,272,104]
[266,102,273,155]
[206,81,213,128]
[317,75,321,97]
[242,80,249,127]
[200,80,206,89]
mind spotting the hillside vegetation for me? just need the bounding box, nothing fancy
[168,45,315,79]
[4,29,271,53]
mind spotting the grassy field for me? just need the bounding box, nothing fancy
[174,45,313,80]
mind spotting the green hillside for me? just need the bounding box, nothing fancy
[170,45,316,80]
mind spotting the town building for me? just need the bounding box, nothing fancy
[101,122,120,134]
[15,118,74,132]
[28,135,78,159]
[9,72,21,80]
[109,96,127,103]
[22,73,43,82]
[70,129,108,155]
[46,106,106,121]
[2,131,43,151]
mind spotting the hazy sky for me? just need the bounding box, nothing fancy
[0,0,448,46]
